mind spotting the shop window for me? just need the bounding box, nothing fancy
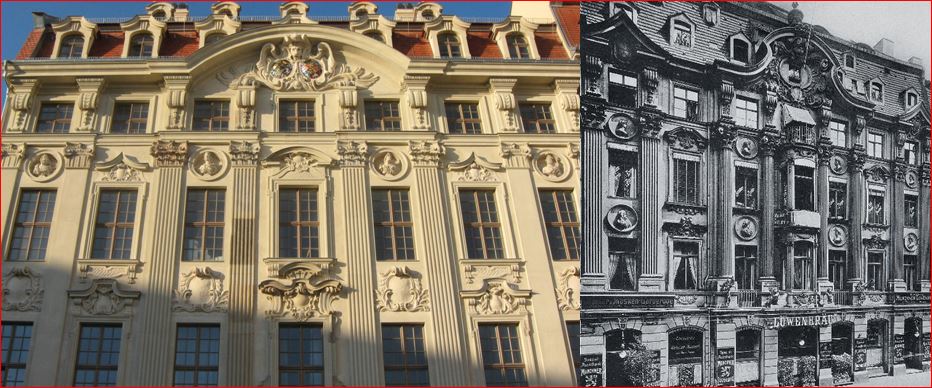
[609,149,637,198]
[735,167,757,209]
[735,329,761,386]
[671,157,700,205]
[866,252,884,290]
[829,120,847,147]
[828,182,847,219]
[828,250,847,291]
[608,238,638,291]
[867,191,885,224]
[794,166,814,211]
[735,246,758,290]
[792,241,813,290]
[734,97,758,129]
[668,330,703,386]
[605,329,647,387]
[904,142,918,165]
[672,241,699,290]
[905,194,918,227]
[608,69,638,107]
[673,86,699,120]
[904,255,918,291]
[867,132,884,158]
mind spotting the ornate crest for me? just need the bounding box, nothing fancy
[755,30,836,109]
[556,267,580,311]
[463,280,531,315]
[96,153,150,182]
[259,262,343,321]
[376,266,430,312]
[664,126,708,151]
[462,263,522,285]
[863,234,888,249]
[863,165,889,183]
[734,216,759,241]
[2,267,44,312]
[173,267,229,313]
[67,278,141,316]
[232,34,378,92]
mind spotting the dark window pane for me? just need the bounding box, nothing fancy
[2,322,33,387]
[183,189,225,261]
[445,103,482,134]
[373,189,415,261]
[8,190,57,261]
[506,34,530,59]
[365,101,401,131]
[438,32,462,58]
[539,190,579,260]
[279,100,316,132]
[479,324,527,386]
[129,33,154,56]
[279,324,324,386]
[382,324,429,386]
[192,101,229,131]
[279,188,319,258]
[91,190,138,260]
[60,35,85,58]
[519,104,555,133]
[111,103,149,134]
[173,324,221,386]
[74,324,122,386]
[36,103,73,133]
[460,190,503,259]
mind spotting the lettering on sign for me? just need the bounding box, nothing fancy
[894,334,905,364]
[716,347,735,386]
[648,350,662,386]
[764,313,851,329]
[580,354,603,387]
[888,292,931,305]
[854,338,868,371]
[818,341,833,369]
[924,337,930,361]
[584,295,675,310]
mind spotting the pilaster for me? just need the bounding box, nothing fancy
[636,107,663,291]
[227,140,259,384]
[711,120,736,284]
[920,164,931,290]
[402,76,431,130]
[554,79,580,132]
[889,160,907,291]
[75,78,105,132]
[1,144,25,247]
[816,141,832,291]
[759,130,778,290]
[847,147,865,289]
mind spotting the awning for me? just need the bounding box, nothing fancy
[782,104,816,126]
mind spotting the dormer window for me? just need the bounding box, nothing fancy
[869,80,884,102]
[356,10,368,18]
[668,15,694,49]
[422,10,435,20]
[438,32,462,58]
[129,33,154,57]
[60,35,85,58]
[286,8,300,16]
[611,3,637,25]
[843,53,855,69]
[219,9,234,18]
[506,33,530,59]
[905,90,919,108]
[152,10,167,19]
[729,34,752,64]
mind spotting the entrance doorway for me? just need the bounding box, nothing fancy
[778,326,818,386]
[866,319,887,373]
[904,318,924,369]
[605,329,646,386]
[831,323,854,384]
[735,329,762,386]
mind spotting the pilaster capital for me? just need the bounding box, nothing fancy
[817,141,833,165]
[408,140,444,167]
[336,140,368,167]
[1,143,26,169]
[163,75,191,130]
[500,142,532,168]
[150,140,189,167]
[710,119,737,149]
[847,146,866,172]
[920,165,931,187]
[63,142,95,169]
[229,141,260,166]
[636,107,663,139]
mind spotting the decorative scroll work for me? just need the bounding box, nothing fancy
[95,153,151,182]
[231,34,378,92]
[3,267,44,312]
[376,266,430,312]
[67,279,141,316]
[449,152,502,182]
[259,262,343,321]
[173,267,230,313]
[462,279,531,315]
[556,267,580,311]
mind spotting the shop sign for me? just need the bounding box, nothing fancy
[647,350,662,386]
[584,295,675,310]
[894,334,905,364]
[854,338,867,371]
[580,354,603,387]
[765,314,850,329]
[818,341,833,369]
[715,347,735,386]
[669,331,703,360]
[887,292,931,305]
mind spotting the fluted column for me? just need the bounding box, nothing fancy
[580,112,604,285]
[817,143,832,282]
[135,140,188,385]
[227,141,259,385]
[712,121,736,280]
[408,140,471,385]
[336,141,382,385]
[891,161,907,290]
[759,133,778,290]
[1,144,25,239]
[636,108,664,291]
[919,164,930,289]
[847,148,866,288]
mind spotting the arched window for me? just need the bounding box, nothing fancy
[356,10,368,19]
[506,33,530,59]
[438,32,461,58]
[152,10,167,19]
[421,10,435,20]
[204,33,225,46]
[129,33,154,57]
[59,35,85,58]
[286,8,301,16]
[364,31,384,43]
[219,9,234,18]
[736,329,762,386]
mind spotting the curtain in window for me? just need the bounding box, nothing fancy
[669,254,683,290]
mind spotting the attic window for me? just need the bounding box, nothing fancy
[152,10,166,19]
[421,10,435,20]
[129,33,154,57]
[612,3,637,25]
[671,19,693,48]
[356,10,368,18]
[843,53,855,69]
[219,10,234,18]
[506,33,530,59]
[438,32,462,58]
[60,35,85,58]
[364,31,385,43]
[730,36,751,63]
[906,91,919,108]
[286,8,300,16]
[869,81,884,102]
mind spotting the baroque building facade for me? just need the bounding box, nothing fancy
[580,2,930,387]
[0,1,582,386]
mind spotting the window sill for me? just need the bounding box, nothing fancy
[664,202,706,215]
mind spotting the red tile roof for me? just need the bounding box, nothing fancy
[536,31,569,60]
[160,31,199,57]
[16,28,50,59]
[553,2,580,50]
[89,31,124,57]
[466,30,502,59]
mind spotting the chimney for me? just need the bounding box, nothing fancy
[394,3,416,22]
[173,3,190,22]
[908,56,923,66]
[510,1,555,23]
[873,38,895,56]
[31,12,58,28]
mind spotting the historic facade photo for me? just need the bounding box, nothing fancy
[0,1,582,385]
[580,2,930,386]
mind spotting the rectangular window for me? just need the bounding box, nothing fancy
[735,246,758,290]
[566,322,581,383]
[460,190,504,259]
[91,190,138,260]
[904,142,918,165]
[672,20,692,48]
[110,102,149,134]
[866,252,884,290]
[36,103,74,133]
[445,103,482,134]
[2,322,33,387]
[829,120,847,147]
[382,324,429,386]
[829,181,847,219]
[904,255,918,291]
[279,100,316,132]
[8,190,57,261]
[793,242,813,290]
[734,97,758,129]
[794,166,815,211]
[870,83,883,102]
[539,190,580,261]
[278,324,324,387]
[183,189,225,261]
[905,195,918,228]
[479,324,527,387]
[608,238,638,290]
[673,241,699,290]
[173,324,220,386]
[672,157,700,205]
[673,86,699,120]
[828,250,847,291]
[279,188,319,258]
[365,101,401,131]
[867,132,884,158]
[74,324,122,386]
[373,189,415,261]
[867,191,884,224]
[608,69,638,107]
[192,101,230,131]
[735,167,758,209]
[608,149,637,198]
[519,103,556,134]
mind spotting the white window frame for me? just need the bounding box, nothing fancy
[867,131,884,158]
[667,237,703,291]
[734,96,759,129]
[672,85,699,120]
[829,120,847,147]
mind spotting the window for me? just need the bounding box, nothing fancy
[735,167,757,209]
[608,238,638,290]
[60,35,85,58]
[734,97,758,128]
[128,33,154,56]
[183,189,225,261]
[672,157,700,205]
[173,325,220,386]
[539,190,580,261]
[866,252,884,290]
[672,19,692,48]
[869,82,883,102]
[794,166,814,211]
[829,120,847,147]
[8,190,57,261]
[355,9,369,18]
[608,69,638,107]
[904,255,918,291]
[673,86,699,120]
[844,53,855,69]
[793,241,813,290]
[152,10,167,19]
[91,190,138,260]
[365,101,401,131]
[904,142,918,165]
[421,10,435,20]
[279,188,319,258]
[867,132,884,158]
[735,246,758,290]
[459,190,504,259]
[731,38,750,63]
[192,101,230,131]
[829,250,847,291]
[519,103,555,133]
[279,324,324,386]
[73,324,122,386]
[906,92,919,108]
[204,33,225,46]
[438,32,462,58]
[373,189,415,261]
[609,149,637,198]
[905,194,918,227]
[445,102,482,134]
[506,33,530,59]
[36,103,74,133]
[672,241,698,290]
[279,100,315,132]
[382,324,429,386]
[829,181,847,219]
[566,322,581,383]
[111,103,149,134]
[364,31,384,42]
[736,329,761,361]
[867,191,884,224]
[479,324,527,386]
[2,322,32,387]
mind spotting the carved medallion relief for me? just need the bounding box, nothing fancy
[734,216,759,241]
[25,151,62,182]
[605,204,638,233]
[829,225,848,247]
[190,149,229,181]
[533,151,570,182]
[605,113,637,140]
[370,150,408,181]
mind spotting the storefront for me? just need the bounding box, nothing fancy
[904,318,924,370]
[735,329,763,386]
[777,326,819,386]
[830,323,854,385]
[865,319,888,373]
[668,329,704,386]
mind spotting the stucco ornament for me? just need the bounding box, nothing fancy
[232,34,378,91]
[96,152,151,182]
[449,152,502,182]
[190,149,228,181]
[556,267,580,311]
[905,233,919,253]
[605,113,636,140]
[2,267,44,312]
[829,225,847,247]
[830,155,847,175]
[734,136,758,159]
[534,151,570,182]
[605,204,638,233]
[25,152,62,182]
[174,267,230,313]
[259,262,343,321]
[376,266,430,312]
[464,280,531,315]
[371,150,407,181]
[67,279,141,316]
[734,216,759,241]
